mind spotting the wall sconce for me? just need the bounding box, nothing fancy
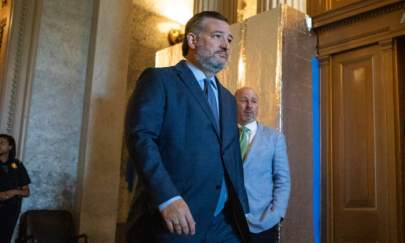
[168,28,184,45]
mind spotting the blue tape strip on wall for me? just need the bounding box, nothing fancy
[312,56,321,243]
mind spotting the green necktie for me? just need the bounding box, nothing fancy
[239,126,250,161]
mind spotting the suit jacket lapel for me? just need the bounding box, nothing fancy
[244,123,263,163]
[218,82,234,149]
[174,61,220,138]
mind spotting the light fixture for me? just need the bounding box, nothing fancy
[168,28,184,45]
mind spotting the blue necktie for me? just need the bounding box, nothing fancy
[204,79,219,128]
[203,79,228,216]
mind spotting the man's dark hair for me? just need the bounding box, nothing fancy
[0,134,16,160]
[182,11,228,57]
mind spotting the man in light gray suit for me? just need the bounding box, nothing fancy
[235,87,291,243]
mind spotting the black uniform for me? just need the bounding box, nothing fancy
[0,159,30,243]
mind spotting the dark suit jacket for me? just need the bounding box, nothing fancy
[125,60,249,242]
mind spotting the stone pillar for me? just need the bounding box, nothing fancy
[194,0,238,23]
[280,6,315,242]
[257,0,306,13]
[22,0,93,212]
[74,0,131,242]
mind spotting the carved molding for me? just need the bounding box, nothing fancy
[318,55,330,64]
[316,1,405,56]
[0,0,41,158]
[315,1,405,33]
[0,18,5,50]
[320,27,390,50]
[379,38,393,50]
[312,0,401,28]
[5,3,27,133]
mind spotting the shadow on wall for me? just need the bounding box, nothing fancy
[126,2,182,94]
[119,1,185,227]
[22,170,75,211]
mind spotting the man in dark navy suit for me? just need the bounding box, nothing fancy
[125,11,249,243]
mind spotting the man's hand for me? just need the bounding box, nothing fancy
[5,189,20,197]
[0,190,15,200]
[0,191,8,201]
[160,199,196,235]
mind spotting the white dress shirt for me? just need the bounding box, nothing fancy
[238,120,258,145]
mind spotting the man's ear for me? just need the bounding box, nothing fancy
[187,33,197,50]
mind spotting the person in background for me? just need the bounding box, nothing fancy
[0,134,31,243]
[235,87,291,243]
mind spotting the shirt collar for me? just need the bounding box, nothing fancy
[238,120,258,133]
[185,59,217,90]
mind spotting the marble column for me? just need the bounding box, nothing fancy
[74,0,131,242]
[22,0,93,212]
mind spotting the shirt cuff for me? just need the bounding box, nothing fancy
[158,196,182,211]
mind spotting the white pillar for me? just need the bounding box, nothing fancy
[75,0,131,242]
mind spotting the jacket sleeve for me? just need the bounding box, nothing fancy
[271,132,291,218]
[125,68,179,206]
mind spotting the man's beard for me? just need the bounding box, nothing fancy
[195,50,227,74]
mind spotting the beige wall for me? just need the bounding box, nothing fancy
[1,0,131,242]
[118,0,195,226]
[75,0,131,242]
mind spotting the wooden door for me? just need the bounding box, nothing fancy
[328,43,400,242]
[0,0,12,99]
[396,37,405,243]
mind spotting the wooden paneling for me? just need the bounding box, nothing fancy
[328,44,400,242]
[396,37,405,243]
[319,54,332,243]
[308,0,401,27]
[331,0,362,10]
[316,2,405,56]
[332,45,380,242]
[314,0,405,242]
[307,0,327,16]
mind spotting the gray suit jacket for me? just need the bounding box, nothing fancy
[243,123,291,233]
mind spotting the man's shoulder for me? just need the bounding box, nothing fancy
[138,65,179,85]
[143,60,188,78]
[258,124,283,138]
[142,65,177,75]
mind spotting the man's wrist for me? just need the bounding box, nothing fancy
[159,196,183,211]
